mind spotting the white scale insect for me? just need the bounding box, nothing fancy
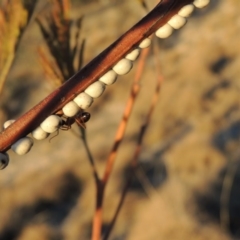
[0,0,210,168]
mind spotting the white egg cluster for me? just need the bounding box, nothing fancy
[11,137,33,155]
[2,120,35,155]
[155,0,210,39]
[0,0,211,165]
[0,36,149,158]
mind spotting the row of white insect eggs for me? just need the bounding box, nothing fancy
[0,38,150,159]
[32,0,211,141]
[0,0,210,168]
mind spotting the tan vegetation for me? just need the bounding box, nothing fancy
[0,0,240,239]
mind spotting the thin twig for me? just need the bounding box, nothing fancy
[0,1,38,99]
[103,37,164,239]
[103,47,150,185]
[102,170,133,240]
[100,47,150,240]
[80,127,100,184]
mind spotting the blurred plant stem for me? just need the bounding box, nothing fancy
[37,0,84,87]
[0,0,37,94]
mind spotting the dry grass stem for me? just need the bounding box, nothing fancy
[37,0,84,85]
[98,46,151,240]
[0,0,37,96]
[103,37,164,239]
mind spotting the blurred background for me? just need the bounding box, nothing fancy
[1,0,240,239]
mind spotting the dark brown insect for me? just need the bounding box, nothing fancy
[60,111,91,130]
[49,111,91,141]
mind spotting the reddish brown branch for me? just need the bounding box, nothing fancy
[102,172,132,240]
[0,0,193,152]
[133,38,163,167]
[91,46,151,240]
[103,46,150,185]
[103,37,164,240]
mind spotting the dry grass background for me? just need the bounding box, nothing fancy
[0,0,240,239]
